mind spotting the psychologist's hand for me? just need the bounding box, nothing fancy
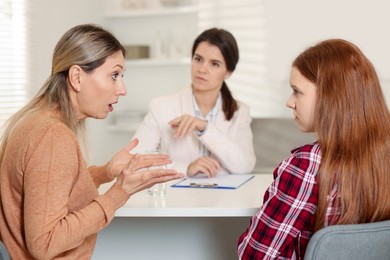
[169,114,208,138]
[187,156,221,178]
[116,154,184,195]
[107,138,171,180]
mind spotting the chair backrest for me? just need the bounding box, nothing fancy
[304,220,390,260]
[0,240,10,260]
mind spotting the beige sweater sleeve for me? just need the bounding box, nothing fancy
[23,123,129,259]
[88,163,112,187]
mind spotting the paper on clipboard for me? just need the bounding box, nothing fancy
[171,174,255,189]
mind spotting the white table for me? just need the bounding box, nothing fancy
[92,173,274,260]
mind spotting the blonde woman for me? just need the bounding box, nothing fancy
[0,24,183,259]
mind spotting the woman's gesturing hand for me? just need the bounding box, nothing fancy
[116,154,184,195]
[107,138,173,180]
[169,114,208,138]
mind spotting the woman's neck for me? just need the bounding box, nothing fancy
[193,90,219,116]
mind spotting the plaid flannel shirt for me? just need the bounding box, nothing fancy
[238,142,332,259]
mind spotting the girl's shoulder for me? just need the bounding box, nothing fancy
[288,142,321,167]
[275,141,321,179]
[291,141,320,155]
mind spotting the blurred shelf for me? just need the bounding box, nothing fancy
[125,58,190,67]
[105,5,198,18]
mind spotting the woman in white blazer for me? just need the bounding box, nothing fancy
[132,28,256,177]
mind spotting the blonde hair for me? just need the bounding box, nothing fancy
[0,24,125,160]
[293,39,390,231]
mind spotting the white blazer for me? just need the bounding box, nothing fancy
[131,86,256,175]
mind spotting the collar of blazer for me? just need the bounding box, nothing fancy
[180,86,232,135]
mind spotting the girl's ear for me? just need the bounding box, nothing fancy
[68,65,82,92]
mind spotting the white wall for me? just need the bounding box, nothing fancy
[264,0,390,109]
[266,0,390,82]
[29,0,105,94]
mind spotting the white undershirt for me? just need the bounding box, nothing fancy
[191,93,221,157]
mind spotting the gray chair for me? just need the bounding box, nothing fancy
[304,220,390,260]
[0,241,9,260]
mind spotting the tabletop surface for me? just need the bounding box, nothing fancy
[99,173,274,217]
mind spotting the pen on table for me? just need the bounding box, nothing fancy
[190,183,218,188]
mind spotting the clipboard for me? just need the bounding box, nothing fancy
[171,174,255,189]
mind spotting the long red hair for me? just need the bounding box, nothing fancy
[293,39,390,231]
